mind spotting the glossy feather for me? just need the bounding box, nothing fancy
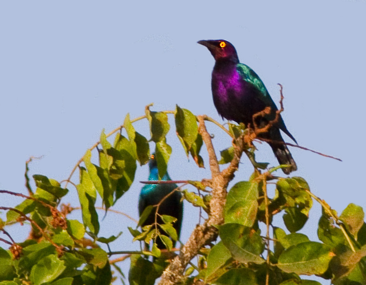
[198,39,297,174]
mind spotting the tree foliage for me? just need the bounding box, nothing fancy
[0,104,365,285]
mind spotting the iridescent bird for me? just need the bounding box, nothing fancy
[198,39,297,174]
[138,155,183,249]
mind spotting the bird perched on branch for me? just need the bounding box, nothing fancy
[138,155,183,249]
[198,39,297,174]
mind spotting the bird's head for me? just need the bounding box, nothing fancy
[148,153,157,170]
[198,39,239,63]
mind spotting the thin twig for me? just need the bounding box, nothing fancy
[0,190,57,211]
[24,156,43,195]
[0,237,12,246]
[0,207,64,254]
[203,115,233,137]
[1,229,16,244]
[110,254,131,264]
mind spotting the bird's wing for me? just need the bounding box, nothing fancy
[236,64,297,143]
[236,63,273,105]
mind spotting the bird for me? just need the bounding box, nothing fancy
[138,154,183,249]
[198,39,297,174]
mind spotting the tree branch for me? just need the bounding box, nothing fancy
[158,116,245,285]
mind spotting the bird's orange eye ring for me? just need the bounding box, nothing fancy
[220,41,226,48]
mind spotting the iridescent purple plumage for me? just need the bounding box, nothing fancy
[198,39,297,174]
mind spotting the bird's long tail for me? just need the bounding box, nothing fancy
[269,143,297,175]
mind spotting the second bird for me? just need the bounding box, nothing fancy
[198,39,297,174]
[139,155,183,249]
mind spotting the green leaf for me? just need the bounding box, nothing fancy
[52,231,74,247]
[225,181,258,227]
[134,132,150,165]
[159,223,178,241]
[339,203,365,236]
[278,242,333,275]
[278,233,310,250]
[318,212,346,247]
[99,129,112,152]
[83,150,105,200]
[357,222,366,246]
[151,243,161,258]
[277,177,313,217]
[94,261,112,285]
[95,163,113,209]
[50,277,74,285]
[0,248,15,281]
[30,254,66,285]
[215,268,257,285]
[155,139,172,180]
[228,123,244,139]
[133,225,152,242]
[187,180,206,191]
[219,224,265,264]
[128,227,141,238]
[6,199,36,223]
[79,248,108,269]
[138,205,154,227]
[160,235,173,251]
[206,241,231,280]
[77,167,99,235]
[245,150,269,170]
[124,113,137,156]
[145,108,170,143]
[61,252,85,268]
[219,147,234,164]
[128,255,159,285]
[98,232,123,244]
[19,242,56,271]
[175,105,198,153]
[283,207,308,233]
[66,219,85,240]
[189,133,204,168]
[33,175,68,199]
[113,133,137,200]
[161,215,177,224]
[183,190,206,208]
[330,244,366,280]
[273,227,286,259]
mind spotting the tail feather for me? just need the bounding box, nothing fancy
[271,143,297,174]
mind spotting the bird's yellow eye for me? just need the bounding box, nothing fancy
[150,154,155,160]
[219,41,226,48]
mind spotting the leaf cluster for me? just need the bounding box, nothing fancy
[0,106,365,285]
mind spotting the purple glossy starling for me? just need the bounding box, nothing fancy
[198,39,297,174]
[138,155,183,249]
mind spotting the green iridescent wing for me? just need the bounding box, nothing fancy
[236,63,273,105]
[236,63,296,143]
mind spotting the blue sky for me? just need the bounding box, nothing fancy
[1,1,365,283]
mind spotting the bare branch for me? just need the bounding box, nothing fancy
[159,117,246,285]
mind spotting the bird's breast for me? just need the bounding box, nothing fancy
[211,70,245,121]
